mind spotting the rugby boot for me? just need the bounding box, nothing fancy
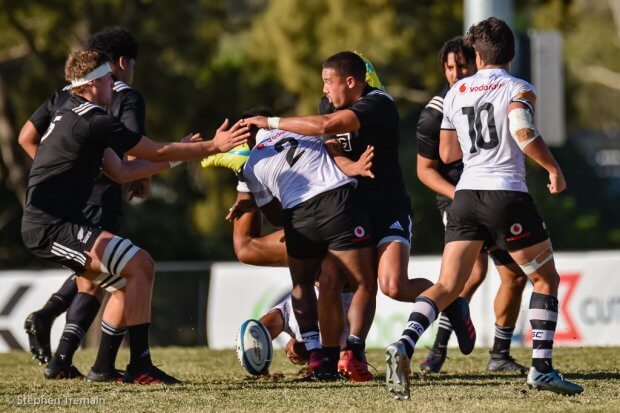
[24,311,52,364]
[201,143,250,173]
[419,348,447,373]
[487,352,528,374]
[86,368,124,383]
[338,350,373,382]
[122,365,181,385]
[526,367,583,395]
[443,297,476,355]
[44,355,84,380]
[385,341,411,400]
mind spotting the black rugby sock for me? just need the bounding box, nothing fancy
[128,323,152,372]
[38,275,78,322]
[91,320,127,373]
[54,292,100,364]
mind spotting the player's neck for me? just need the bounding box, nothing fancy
[477,63,509,71]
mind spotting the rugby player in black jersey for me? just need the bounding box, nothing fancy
[20,49,247,384]
[242,51,476,382]
[416,36,527,374]
[19,27,174,382]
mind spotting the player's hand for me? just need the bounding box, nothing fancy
[547,171,566,194]
[285,338,309,365]
[128,177,151,200]
[213,119,249,153]
[241,116,268,129]
[353,145,375,178]
[225,198,258,221]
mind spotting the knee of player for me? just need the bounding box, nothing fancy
[122,249,155,282]
[378,276,404,300]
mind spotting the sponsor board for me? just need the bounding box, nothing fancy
[0,270,69,352]
[208,251,620,349]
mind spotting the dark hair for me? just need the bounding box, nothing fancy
[322,51,366,82]
[241,107,274,119]
[439,36,475,67]
[464,17,515,65]
[87,26,138,61]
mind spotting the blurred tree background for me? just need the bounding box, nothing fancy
[1,0,619,269]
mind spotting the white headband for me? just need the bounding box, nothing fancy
[70,63,111,88]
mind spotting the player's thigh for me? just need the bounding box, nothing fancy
[437,240,485,292]
[329,246,376,287]
[369,205,412,282]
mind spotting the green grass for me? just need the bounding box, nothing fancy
[0,347,618,412]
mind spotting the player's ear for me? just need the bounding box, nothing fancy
[118,56,126,71]
[345,75,356,89]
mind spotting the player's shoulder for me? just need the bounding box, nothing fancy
[424,85,450,115]
[360,87,394,103]
[113,81,145,102]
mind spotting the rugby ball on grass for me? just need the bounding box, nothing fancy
[236,319,272,375]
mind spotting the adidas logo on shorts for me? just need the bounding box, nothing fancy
[389,221,404,231]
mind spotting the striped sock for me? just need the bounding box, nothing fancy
[492,324,515,355]
[91,320,127,373]
[529,292,558,373]
[398,297,438,359]
[433,314,452,352]
[55,292,100,363]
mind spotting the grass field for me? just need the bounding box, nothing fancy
[1,347,618,412]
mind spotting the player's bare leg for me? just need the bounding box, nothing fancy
[287,256,323,374]
[377,241,433,302]
[328,247,376,381]
[509,240,583,394]
[81,231,179,384]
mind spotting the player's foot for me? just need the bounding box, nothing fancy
[443,297,476,355]
[338,350,373,382]
[44,356,83,380]
[86,368,124,383]
[419,348,447,373]
[200,143,250,173]
[308,349,323,373]
[487,352,527,374]
[24,311,52,364]
[385,341,411,400]
[122,365,181,385]
[526,367,583,395]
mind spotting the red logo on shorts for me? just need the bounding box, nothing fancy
[354,226,366,238]
[459,83,467,93]
[510,223,523,235]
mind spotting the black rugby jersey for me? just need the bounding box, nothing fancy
[23,95,142,225]
[319,85,410,212]
[415,85,464,211]
[28,80,146,214]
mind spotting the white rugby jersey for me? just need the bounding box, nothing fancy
[243,129,355,209]
[441,68,537,192]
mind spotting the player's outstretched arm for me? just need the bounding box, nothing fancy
[126,119,249,163]
[101,148,171,184]
[242,110,360,136]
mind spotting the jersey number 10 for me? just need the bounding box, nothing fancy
[462,102,499,153]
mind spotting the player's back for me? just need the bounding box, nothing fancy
[442,68,536,193]
[243,129,355,209]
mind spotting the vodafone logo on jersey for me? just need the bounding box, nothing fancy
[510,223,523,235]
[459,83,467,93]
[469,82,505,93]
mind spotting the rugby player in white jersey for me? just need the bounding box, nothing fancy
[386,17,582,398]
[241,119,377,381]
[416,36,527,374]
